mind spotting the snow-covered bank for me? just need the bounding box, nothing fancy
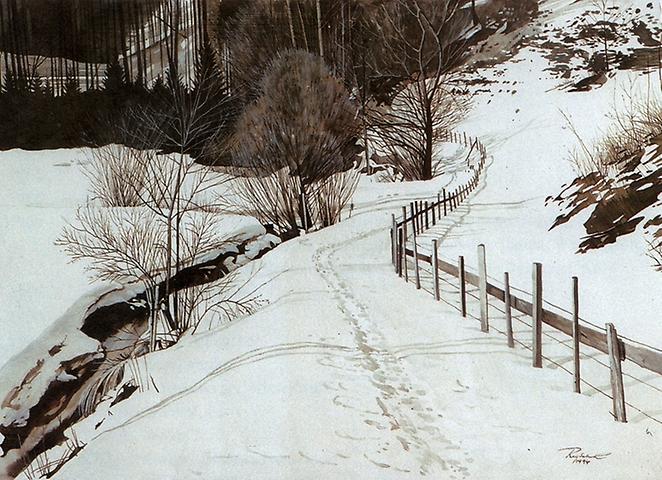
[0,219,279,479]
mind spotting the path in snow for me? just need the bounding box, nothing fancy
[309,229,470,477]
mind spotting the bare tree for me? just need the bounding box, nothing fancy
[585,0,626,73]
[119,76,232,330]
[59,74,233,344]
[370,77,469,180]
[366,0,470,180]
[56,203,250,349]
[312,169,360,227]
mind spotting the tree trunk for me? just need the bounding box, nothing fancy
[285,0,296,48]
[148,285,158,352]
[422,91,433,180]
[316,0,324,58]
[471,0,481,27]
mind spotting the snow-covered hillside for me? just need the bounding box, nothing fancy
[1,0,661,479]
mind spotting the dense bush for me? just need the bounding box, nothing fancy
[229,50,361,233]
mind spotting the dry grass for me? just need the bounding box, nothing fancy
[563,83,662,178]
[646,236,662,272]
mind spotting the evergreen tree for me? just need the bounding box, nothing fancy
[103,59,126,93]
[63,68,81,96]
[193,40,222,93]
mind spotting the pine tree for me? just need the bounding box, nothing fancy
[103,59,126,93]
[192,40,222,93]
[63,68,81,97]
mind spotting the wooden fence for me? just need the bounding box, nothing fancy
[388,132,662,424]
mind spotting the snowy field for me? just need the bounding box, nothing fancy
[1,0,661,478]
[0,150,95,367]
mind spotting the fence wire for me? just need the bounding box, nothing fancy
[409,259,662,426]
[392,130,662,426]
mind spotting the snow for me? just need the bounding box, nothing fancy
[1,0,661,478]
[434,43,662,346]
[54,195,660,480]
[0,149,96,367]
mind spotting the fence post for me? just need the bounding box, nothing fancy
[478,245,488,332]
[402,206,408,239]
[572,277,581,393]
[505,272,514,348]
[532,263,543,368]
[301,192,309,232]
[419,201,424,231]
[391,214,397,268]
[432,240,440,301]
[397,228,404,278]
[459,255,466,317]
[410,202,416,234]
[443,189,448,216]
[606,323,627,423]
[437,193,441,217]
[432,199,437,226]
[413,232,421,290]
[424,201,429,230]
[390,227,394,267]
[403,234,409,283]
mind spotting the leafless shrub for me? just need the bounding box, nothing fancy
[229,168,303,232]
[176,212,261,332]
[312,169,360,227]
[83,145,148,207]
[56,205,242,347]
[21,428,84,480]
[56,206,166,349]
[646,236,662,273]
[57,207,166,287]
[185,267,267,334]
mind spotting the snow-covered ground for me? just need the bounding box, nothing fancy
[0,149,94,367]
[53,185,660,480]
[1,0,661,478]
[434,35,662,345]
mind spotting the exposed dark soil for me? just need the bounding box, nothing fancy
[548,150,662,254]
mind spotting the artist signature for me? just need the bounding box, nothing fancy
[558,447,611,465]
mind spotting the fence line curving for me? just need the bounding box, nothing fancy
[387,131,662,425]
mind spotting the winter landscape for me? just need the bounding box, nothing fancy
[0,0,661,478]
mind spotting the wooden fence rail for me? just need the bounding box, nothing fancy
[389,130,662,424]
